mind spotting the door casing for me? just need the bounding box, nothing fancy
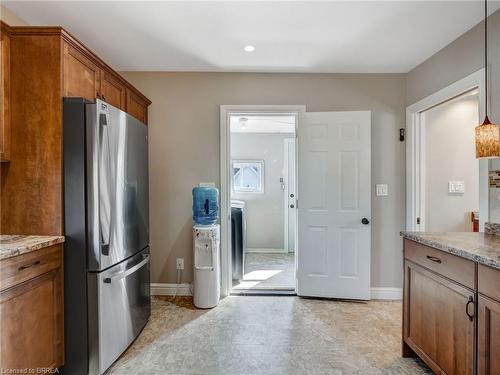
[405,69,488,232]
[219,105,305,297]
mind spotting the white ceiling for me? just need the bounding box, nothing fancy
[230,115,295,133]
[4,1,500,73]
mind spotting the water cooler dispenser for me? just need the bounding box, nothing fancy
[192,186,220,308]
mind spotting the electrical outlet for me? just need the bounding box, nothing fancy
[176,258,184,270]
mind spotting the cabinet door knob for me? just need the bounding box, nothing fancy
[96,90,100,99]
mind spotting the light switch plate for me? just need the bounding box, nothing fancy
[448,181,465,195]
[376,184,388,196]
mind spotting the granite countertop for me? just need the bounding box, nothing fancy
[401,232,500,270]
[0,235,65,261]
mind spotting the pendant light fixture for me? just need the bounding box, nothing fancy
[475,0,500,158]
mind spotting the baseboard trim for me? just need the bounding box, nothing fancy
[246,248,290,254]
[370,287,402,300]
[151,283,193,296]
[152,284,401,299]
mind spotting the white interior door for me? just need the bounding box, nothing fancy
[297,111,371,300]
[284,138,296,253]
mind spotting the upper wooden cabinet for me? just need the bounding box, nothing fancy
[63,43,100,102]
[1,21,151,236]
[126,87,148,123]
[100,69,126,110]
[0,23,11,162]
[61,39,149,119]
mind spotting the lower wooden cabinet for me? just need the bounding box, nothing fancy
[478,295,500,374]
[403,260,475,375]
[0,244,64,370]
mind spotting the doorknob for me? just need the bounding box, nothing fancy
[290,193,294,198]
[290,204,295,208]
[361,218,370,225]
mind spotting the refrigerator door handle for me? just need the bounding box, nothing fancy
[103,255,150,283]
[99,112,112,256]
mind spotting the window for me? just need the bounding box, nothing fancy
[232,160,264,193]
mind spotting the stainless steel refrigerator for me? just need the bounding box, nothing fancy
[62,98,150,375]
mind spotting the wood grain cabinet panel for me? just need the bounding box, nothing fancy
[100,69,126,110]
[478,295,500,375]
[403,260,475,375]
[63,43,100,101]
[0,245,64,370]
[0,23,11,162]
[126,87,148,124]
[1,22,150,236]
[404,239,475,289]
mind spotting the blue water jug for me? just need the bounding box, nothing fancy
[192,187,219,225]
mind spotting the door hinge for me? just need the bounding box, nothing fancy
[296,199,298,209]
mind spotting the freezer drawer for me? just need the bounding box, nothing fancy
[88,248,151,375]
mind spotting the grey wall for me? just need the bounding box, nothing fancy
[231,133,293,250]
[406,9,500,122]
[120,72,406,287]
[407,9,500,225]
[425,94,479,232]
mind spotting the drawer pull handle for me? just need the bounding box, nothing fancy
[18,260,41,271]
[465,296,474,322]
[426,255,442,264]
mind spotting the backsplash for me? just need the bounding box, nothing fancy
[485,222,500,236]
[489,170,500,188]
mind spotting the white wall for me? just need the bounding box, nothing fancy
[425,94,479,232]
[231,133,293,250]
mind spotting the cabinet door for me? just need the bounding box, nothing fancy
[126,88,148,124]
[100,69,126,110]
[63,42,100,101]
[403,261,475,375]
[0,25,10,162]
[478,295,500,375]
[0,267,64,369]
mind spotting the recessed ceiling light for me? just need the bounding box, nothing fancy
[244,45,255,52]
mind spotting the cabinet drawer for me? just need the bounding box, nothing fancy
[478,264,500,302]
[0,244,63,291]
[404,239,475,289]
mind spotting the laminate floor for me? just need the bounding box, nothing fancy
[108,296,431,375]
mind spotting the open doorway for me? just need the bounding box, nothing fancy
[406,69,488,232]
[422,89,480,231]
[229,114,297,292]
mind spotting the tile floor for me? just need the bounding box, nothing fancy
[232,253,295,290]
[108,296,431,375]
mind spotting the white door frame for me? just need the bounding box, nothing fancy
[406,69,487,232]
[283,137,297,253]
[219,105,306,297]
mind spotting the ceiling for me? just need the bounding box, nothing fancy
[4,1,500,73]
[230,115,295,133]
